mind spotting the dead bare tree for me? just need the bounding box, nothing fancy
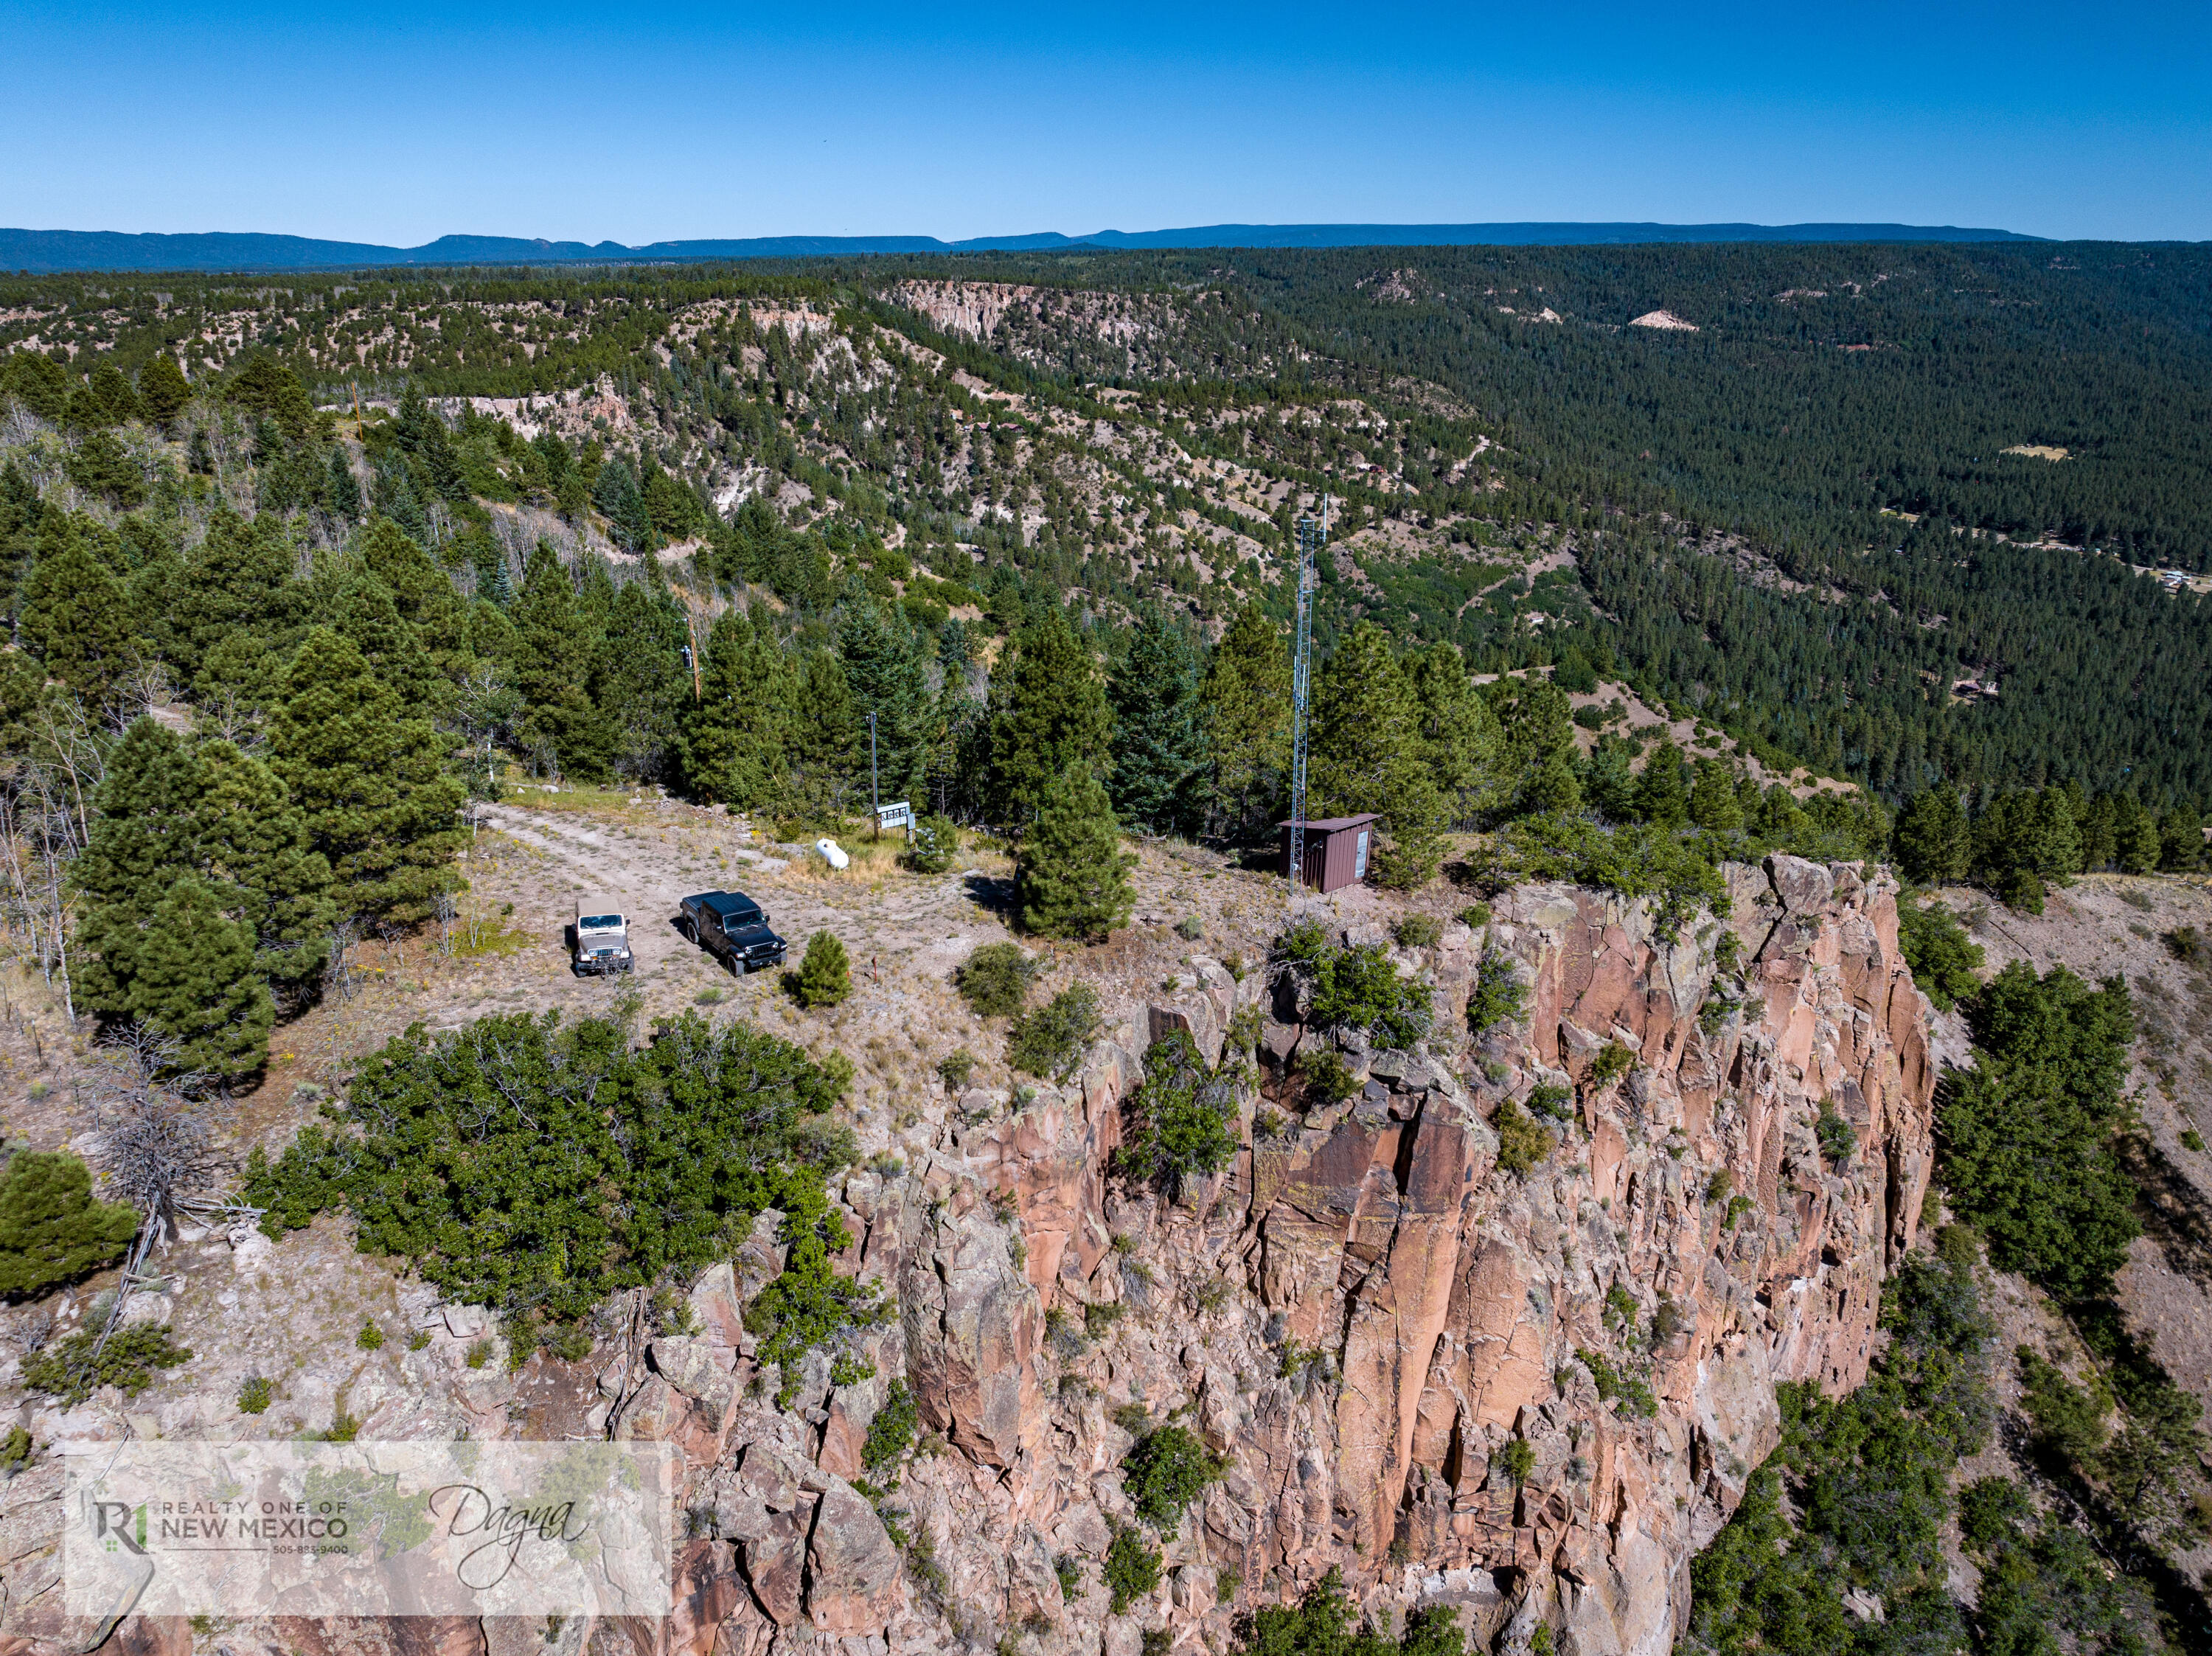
[90,1026,220,1244]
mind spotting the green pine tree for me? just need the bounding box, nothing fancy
[838,596,931,805]
[19,523,135,706]
[89,361,145,426]
[1197,602,1291,841]
[1404,641,1502,824]
[0,1152,141,1300]
[196,740,335,995]
[793,931,853,1007]
[1309,622,1427,813]
[71,718,209,1021]
[788,647,859,810]
[131,875,275,1086]
[1633,740,1691,829]
[595,580,691,783]
[1486,676,1578,814]
[1108,606,1203,835]
[1016,763,1136,941]
[1892,787,1970,884]
[270,626,466,925]
[335,575,444,714]
[510,541,613,780]
[988,605,1113,827]
[1689,759,1745,832]
[168,507,304,684]
[2112,793,2163,874]
[136,353,192,430]
[681,606,792,810]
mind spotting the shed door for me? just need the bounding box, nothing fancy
[1354,829,1370,877]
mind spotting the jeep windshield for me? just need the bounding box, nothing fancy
[579,914,624,932]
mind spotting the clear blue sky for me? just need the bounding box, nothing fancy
[6,0,2208,243]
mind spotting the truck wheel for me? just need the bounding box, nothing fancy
[683,917,698,943]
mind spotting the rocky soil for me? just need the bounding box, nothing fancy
[1,818,1942,1656]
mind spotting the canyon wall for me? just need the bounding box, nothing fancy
[0,856,1935,1656]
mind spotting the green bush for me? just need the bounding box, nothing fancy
[234,1373,274,1413]
[745,1185,885,1406]
[1111,1029,1242,1192]
[903,813,959,874]
[1392,913,1442,949]
[936,1048,975,1089]
[1467,948,1528,1036]
[1284,932,1434,1048]
[1497,1438,1535,1486]
[1494,811,1731,943]
[0,1150,140,1301]
[355,1319,384,1351]
[1230,1568,1461,1654]
[863,1379,918,1472]
[956,942,1039,1017]
[1587,1041,1634,1088]
[793,930,852,1008]
[1492,1099,1552,1177]
[243,1006,857,1338]
[0,1424,29,1475]
[1937,961,2138,1299]
[1104,1523,1161,1614]
[1009,984,1103,1081]
[1121,1424,1221,1528]
[1295,1046,1359,1106]
[1527,1084,1573,1122]
[1815,1108,1857,1166]
[1897,901,1985,1012]
[23,1323,193,1405]
[1579,1349,1657,1418]
[1457,902,1492,930]
[2162,925,2202,964]
[1175,914,1203,942]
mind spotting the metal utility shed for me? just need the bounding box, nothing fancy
[1280,815,1379,894]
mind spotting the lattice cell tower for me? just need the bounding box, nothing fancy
[1286,495,1329,904]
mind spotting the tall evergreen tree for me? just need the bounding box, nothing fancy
[1403,641,1500,825]
[136,353,192,431]
[72,719,210,1022]
[787,647,859,811]
[196,740,335,995]
[1197,603,1292,841]
[1107,606,1202,835]
[1016,764,1136,941]
[132,876,275,1087]
[1633,739,1691,829]
[509,542,612,780]
[595,580,690,782]
[1310,622,1447,886]
[680,606,791,810]
[1893,787,1970,885]
[988,604,1113,826]
[838,596,931,807]
[19,523,134,706]
[335,575,444,714]
[168,507,302,683]
[270,626,465,925]
[325,449,363,520]
[1486,676,1578,814]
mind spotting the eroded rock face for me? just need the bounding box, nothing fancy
[0,861,1932,1656]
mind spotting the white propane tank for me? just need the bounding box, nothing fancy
[815,838,850,871]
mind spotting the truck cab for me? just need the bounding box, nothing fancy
[680,890,789,974]
[571,895,634,975]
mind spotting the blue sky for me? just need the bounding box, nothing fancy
[5,0,2208,242]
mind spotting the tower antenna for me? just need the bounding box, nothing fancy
[1287,493,1328,905]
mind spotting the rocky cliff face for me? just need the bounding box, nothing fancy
[0,857,1934,1656]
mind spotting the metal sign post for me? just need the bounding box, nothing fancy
[877,801,914,841]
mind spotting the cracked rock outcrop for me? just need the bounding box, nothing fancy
[0,858,1933,1656]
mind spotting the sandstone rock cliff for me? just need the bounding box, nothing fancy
[0,857,1933,1656]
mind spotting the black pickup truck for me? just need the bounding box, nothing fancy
[679,890,790,974]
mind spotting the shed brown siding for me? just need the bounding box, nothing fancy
[1279,815,1378,894]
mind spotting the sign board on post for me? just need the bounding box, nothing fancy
[876,801,914,838]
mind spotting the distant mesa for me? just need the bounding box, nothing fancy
[0,220,2044,274]
[1629,309,1699,331]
